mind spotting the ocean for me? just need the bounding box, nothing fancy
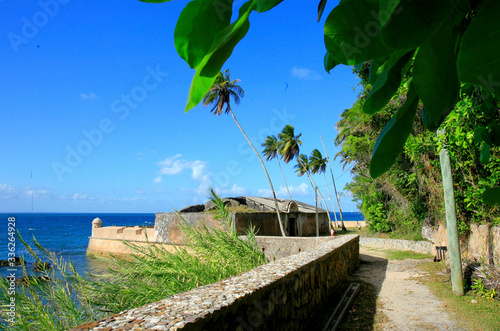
[0,213,155,278]
[0,212,363,278]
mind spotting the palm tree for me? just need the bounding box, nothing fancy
[278,125,302,163]
[202,69,286,237]
[294,153,333,236]
[320,135,347,231]
[309,149,343,230]
[262,135,292,200]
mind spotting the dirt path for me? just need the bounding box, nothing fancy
[356,248,465,330]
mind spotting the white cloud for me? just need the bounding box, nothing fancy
[157,154,187,175]
[0,184,54,200]
[121,196,146,202]
[155,154,211,197]
[290,66,322,80]
[80,93,98,100]
[216,184,246,196]
[72,193,90,200]
[0,184,19,199]
[258,183,311,199]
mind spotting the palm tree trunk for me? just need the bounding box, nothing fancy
[229,110,286,237]
[297,158,333,235]
[310,175,333,234]
[323,172,339,228]
[320,135,346,231]
[277,158,292,200]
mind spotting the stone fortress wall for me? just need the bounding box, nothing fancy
[77,235,359,330]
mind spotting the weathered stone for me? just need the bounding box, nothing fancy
[491,226,500,266]
[421,217,437,243]
[178,204,205,213]
[469,223,491,263]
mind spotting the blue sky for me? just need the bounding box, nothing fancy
[1,0,361,213]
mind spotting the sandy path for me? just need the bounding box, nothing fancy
[356,248,465,330]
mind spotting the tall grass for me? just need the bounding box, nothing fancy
[0,189,267,330]
[0,234,102,330]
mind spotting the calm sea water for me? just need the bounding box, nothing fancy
[0,212,362,278]
[0,213,155,278]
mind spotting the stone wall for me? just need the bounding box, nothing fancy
[359,237,434,254]
[72,235,359,331]
[155,211,329,242]
[254,236,341,260]
[155,212,225,245]
[433,224,500,265]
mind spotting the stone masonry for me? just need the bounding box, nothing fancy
[70,235,359,331]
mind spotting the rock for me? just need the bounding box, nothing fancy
[421,217,437,243]
[179,204,205,213]
[468,223,491,263]
[204,200,216,211]
[0,257,24,267]
[491,226,500,266]
[204,198,240,211]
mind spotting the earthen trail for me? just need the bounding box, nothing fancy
[356,248,465,330]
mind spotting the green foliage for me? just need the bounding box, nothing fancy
[337,83,500,235]
[439,96,500,228]
[472,278,497,300]
[174,0,233,69]
[370,85,419,178]
[181,0,256,111]
[456,1,500,85]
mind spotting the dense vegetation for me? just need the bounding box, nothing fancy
[335,74,500,237]
[0,190,266,330]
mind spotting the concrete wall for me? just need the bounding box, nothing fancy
[91,225,155,242]
[86,238,181,259]
[72,235,359,331]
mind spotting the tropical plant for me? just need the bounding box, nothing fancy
[262,134,292,200]
[278,124,302,164]
[320,135,347,230]
[310,148,346,231]
[142,0,500,204]
[295,153,333,235]
[202,69,286,237]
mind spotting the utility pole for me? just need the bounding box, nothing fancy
[438,128,464,295]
